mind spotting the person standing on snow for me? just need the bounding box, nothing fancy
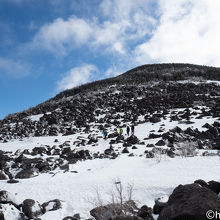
[131,124,134,135]
[103,129,108,140]
[119,127,123,135]
[126,125,130,136]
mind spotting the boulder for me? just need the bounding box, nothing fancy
[108,132,118,138]
[137,205,154,219]
[158,183,220,220]
[146,144,155,148]
[31,147,47,155]
[0,171,8,180]
[36,161,51,172]
[63,217,80,220]
[116,135,125,141]
[194,179,208,187]
[42,199,62,213]
[149,116,161,123]
[166,149,175,158]
[155,140,166,146]
[104,147,114,155]
[7,179,19,184]
[22,199,42,219]
[90,200,138,220]
[153,198,167,215]
[122,148,129,154]
[145,151,154,158]
[73,213,81,219]
[90,203,121,220]
[126,136,139,145]
[0,211,3,220]
[15,168,36,179]
[0,204,24,220]
[148,133,161,139]
[0,191,20,208]
[110,216,143,220]
[208,181,220,194]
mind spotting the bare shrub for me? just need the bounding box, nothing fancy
[87,179,138,220]
[176,140,198,157]
[152,147,167,163]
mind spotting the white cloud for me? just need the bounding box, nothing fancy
[31,0,155,56]
[27,0,220,84]
[135,0,220,66]
[56,64,98,92]
[32,17,93,55]
[0,58,30,77]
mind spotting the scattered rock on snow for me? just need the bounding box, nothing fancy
[42,199,62,213]
[22,199,42,219]
[155,140,166,146]
[0,171,8,180]
[137,205,154,220]
[7,179,19,184]
[15,168,37,179]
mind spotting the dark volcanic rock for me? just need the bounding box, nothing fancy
[0,171,8,180]
[31,146,48,155]
[15,168,36,179]
[36,161,51,172]
[104,147,114,155]
[63,217,79,220]
[208,180,220,194]
[126,135,139,144]
[7,179,19,184]
[63,214,80,220]
[137,205,154,220]
[0,204,24,220]
[158,183,220,220]
[22,199,42,219]
[153,199,167,215]
[0,190,20,208]
[145,151,154,158]
[155,140,166,146]
[110,216,144,220]
[42,199,62,213]
[194,179,209,187]
[148,133,161,139]
[0,211,3,220]
[90,203,121,220]
[90,200,137,220]
[149,116,161,123]
[122,148,129,154]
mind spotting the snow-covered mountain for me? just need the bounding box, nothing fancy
[0,63,220,220]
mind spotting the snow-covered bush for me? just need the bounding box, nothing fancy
[153,147,163,163]
[152,147,167,163]
[177,141,198,157]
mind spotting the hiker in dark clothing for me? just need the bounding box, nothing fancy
[103,129,108,140]
[127,126,130,136]
[131,124,134,135]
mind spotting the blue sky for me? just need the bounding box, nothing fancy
[0,0,220,119]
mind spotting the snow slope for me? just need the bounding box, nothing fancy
[0,105,219,219]
[0,155,219,219]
